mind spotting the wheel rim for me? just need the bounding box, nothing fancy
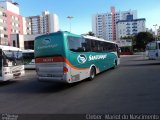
[91,69,95,79]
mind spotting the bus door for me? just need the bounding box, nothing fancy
[0,49,2,77]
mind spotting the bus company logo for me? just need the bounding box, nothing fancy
[77,54,87,64]
[42,38,51,45]
[88,54,107,61]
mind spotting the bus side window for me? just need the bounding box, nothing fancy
[68,36,86,52]
[84,39,92,52]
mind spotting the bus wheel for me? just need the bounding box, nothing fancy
[88,67,96,80]
[113,60,117,69]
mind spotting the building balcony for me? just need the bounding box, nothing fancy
[132,26,137,28]
[132,29,137,32]
[132,23,137,25]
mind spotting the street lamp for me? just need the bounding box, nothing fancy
[67,16,74,32]
[153,24,157,41]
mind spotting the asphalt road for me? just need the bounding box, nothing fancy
[0,55,160,114]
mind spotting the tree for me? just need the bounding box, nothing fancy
[134,32,154,51]
[86,31,95,36]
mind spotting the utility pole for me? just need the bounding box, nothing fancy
[153,24,157,41]
[67,16,74,32]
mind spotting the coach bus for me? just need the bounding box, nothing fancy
[34,31,120,83]
[22,49,35,69]
[145,41,160,60]
[0,45,25,81]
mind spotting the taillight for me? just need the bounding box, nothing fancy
[63,67,68,73]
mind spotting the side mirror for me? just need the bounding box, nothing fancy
[118,48,121,53]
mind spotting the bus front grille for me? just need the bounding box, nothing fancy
[11,66,23,74]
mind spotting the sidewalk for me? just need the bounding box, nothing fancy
[120,52,146,57]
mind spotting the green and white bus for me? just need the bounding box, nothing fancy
[34,31,120,83]
[0,45,25,81]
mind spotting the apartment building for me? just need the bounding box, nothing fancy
[22,17,31,35]
[10,10,60,49]
[92,6,137,41]
[116,15,146,39]
[27,11,59,34]
[0,0,23,45]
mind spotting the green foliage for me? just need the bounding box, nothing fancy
[120,32,154,51]
[134,32,154,51]
[87,31,95,36]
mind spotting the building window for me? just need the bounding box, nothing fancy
[4,35,8,38]
[4,28,7,31]
[3,13,7,17]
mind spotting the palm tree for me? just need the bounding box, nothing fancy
[87,31,95,36]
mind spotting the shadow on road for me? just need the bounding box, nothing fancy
[0,79,88,94]
[0,81,18,87]
[121,62,160,67]
[37,81,84,93]
[130,59,150,61]
[130,59,159,62]
[0,66,117,94]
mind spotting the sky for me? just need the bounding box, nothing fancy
[15,0,160,35]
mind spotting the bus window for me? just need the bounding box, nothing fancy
[3,51,23,67]
[22,50,35,69]
[149,43,157,50]
[158,43,160,49]
[84,39,92,52]
[68,36,85,52]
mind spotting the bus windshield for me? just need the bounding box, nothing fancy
[149,43,157,50]
[22,52,34,65]
[3,50,23,67]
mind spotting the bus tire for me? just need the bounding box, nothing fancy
[113,60,117,69]
[88,67,96,81]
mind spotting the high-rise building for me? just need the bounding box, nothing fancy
[10,10,60,49]
[116,16,146,39]
[22,17,31,35]
[92,6,138,41]
[0,0,23,45]
[0,1,60,48]
[27,11,59,34]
